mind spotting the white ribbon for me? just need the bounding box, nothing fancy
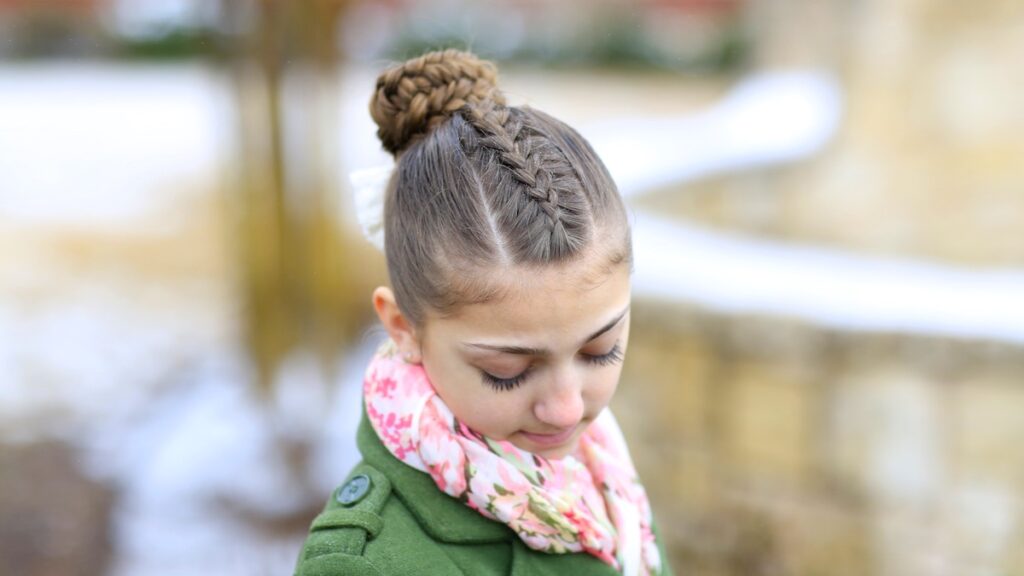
[349,165,392,252]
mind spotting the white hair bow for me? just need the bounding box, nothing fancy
[350,165,392,252]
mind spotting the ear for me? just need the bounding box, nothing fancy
[372,286,422,363]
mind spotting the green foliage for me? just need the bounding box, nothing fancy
[384,13,751,74]
[114,28,222,61]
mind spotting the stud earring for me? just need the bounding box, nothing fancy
[403,352,416,364]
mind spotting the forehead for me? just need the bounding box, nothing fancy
[425,257,631,342]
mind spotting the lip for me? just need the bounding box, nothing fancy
[519,425,578,447]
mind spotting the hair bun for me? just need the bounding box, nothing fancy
[370,49,506,156]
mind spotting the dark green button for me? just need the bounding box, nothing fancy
[337,474,371,506]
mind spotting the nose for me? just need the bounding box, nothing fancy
[533,367,585,430]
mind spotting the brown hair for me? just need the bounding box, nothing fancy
[370,49,632,327]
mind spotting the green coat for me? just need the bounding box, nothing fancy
[294,410,674,576]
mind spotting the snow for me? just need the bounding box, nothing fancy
[632,211,1024,344]
[0,64,231,230]
[584,70,843,198]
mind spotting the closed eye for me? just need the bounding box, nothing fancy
[480,342,624,391]
[481,368,530,391]
[582,343,623,367]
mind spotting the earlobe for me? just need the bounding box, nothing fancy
[371,286,421,362]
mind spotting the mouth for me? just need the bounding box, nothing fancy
[518,425,578,448]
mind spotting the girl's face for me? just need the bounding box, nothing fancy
[415,257,632,460]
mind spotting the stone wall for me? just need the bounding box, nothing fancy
[615,300,1024,575]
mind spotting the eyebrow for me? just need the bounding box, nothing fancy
[462,305,630,356]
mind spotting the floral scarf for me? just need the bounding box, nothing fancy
[363,339,662,575]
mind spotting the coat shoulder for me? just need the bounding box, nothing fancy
[293,462,391,576]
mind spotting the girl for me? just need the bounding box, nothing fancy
[294,49,672,576]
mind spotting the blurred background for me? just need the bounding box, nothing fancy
[2,0,1023,575]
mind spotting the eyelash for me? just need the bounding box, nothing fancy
[480,343,624,391]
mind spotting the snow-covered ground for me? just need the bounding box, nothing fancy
[2,63,1022,575]
[0,64,231,230]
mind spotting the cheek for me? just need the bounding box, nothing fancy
[588,366,622,408]
[457,395,529,439]
[423,357,528,439]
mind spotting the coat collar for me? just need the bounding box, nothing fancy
[357,406,514,544]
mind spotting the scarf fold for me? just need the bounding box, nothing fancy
[363,339,662,575]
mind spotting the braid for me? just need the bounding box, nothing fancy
[371,49,505,156]
[463,102,571,240]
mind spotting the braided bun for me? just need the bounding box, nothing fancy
[370,49,506,156]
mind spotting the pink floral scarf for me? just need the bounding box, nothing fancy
[364,339,663,575]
